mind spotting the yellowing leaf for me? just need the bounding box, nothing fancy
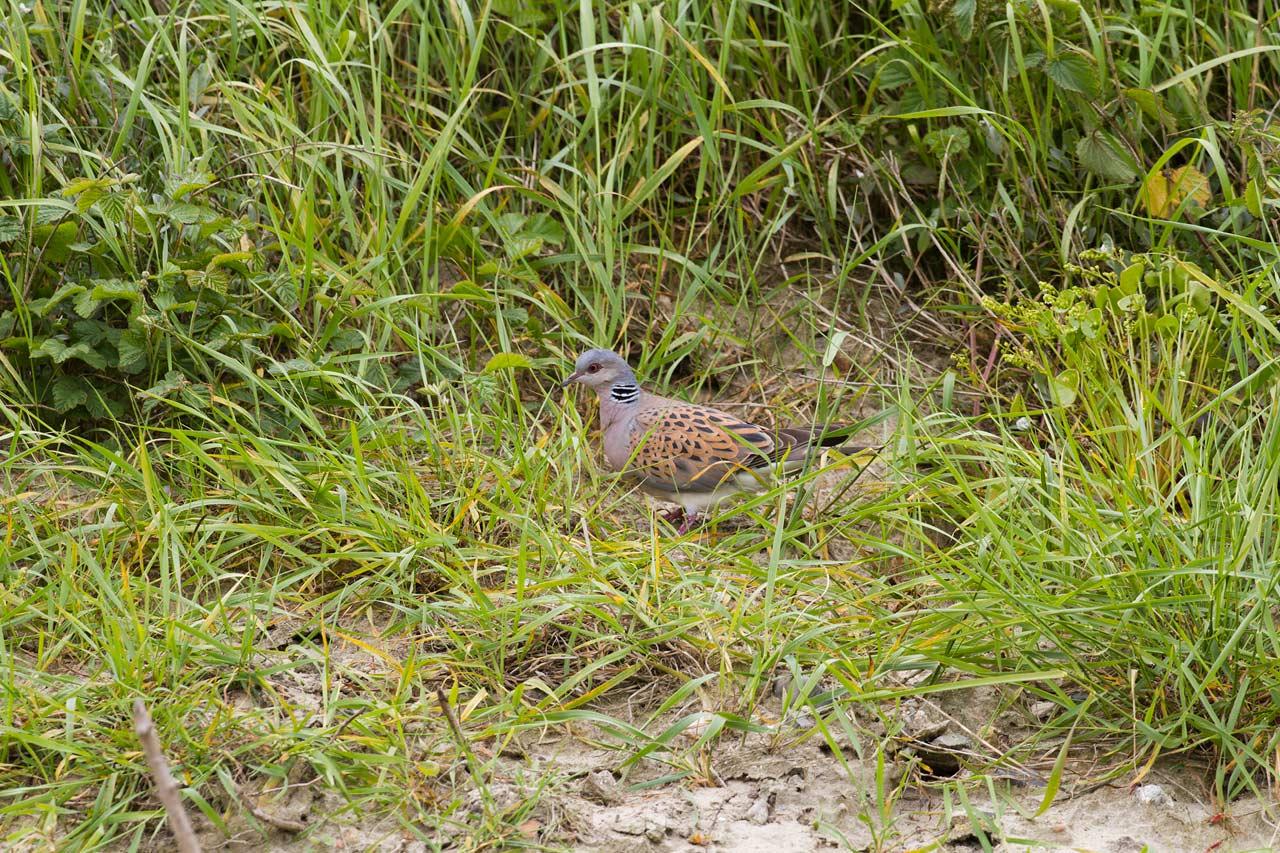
[1245,178,1264,218]
[1140,165,1211,219]
[483,352,533,373]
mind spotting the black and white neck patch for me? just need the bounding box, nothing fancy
[610,383,640,403]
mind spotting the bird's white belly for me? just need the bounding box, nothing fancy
[637,469,770,514]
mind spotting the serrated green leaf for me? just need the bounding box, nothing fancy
[0,215,22,243]
[168,170,215,200]
[878,58,914,89]
[90,279,142,301]
[483,352,533,373]
[328,328,366,353]
[1020,51,1046,71]
[117,328,148,374]
[51,375,89,412]
[1076,131,1137,183]
[1245,178,1264,218]
[521,212,565,247]
[83,391,125,420]
[31,221,79,263]
[58,339,108,369]
[154,201,220,225]
[923,126,970,159]
[507,235,543,261]
[61,177,119,213]
[1122,87,1175,129]
[73,289,102,318]
[142,370,187,400]
[61,177,105,198]
[97,191,128,224]
[1046,54,1098,97]
[207,251,253,274]
[77,186,106,212]
[0,97,17,122]
[37,282,87,316]
[32,337,68,360]
[949,0,976,39]
[269,357,319,375]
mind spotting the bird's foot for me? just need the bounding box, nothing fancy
[676,513,704,535]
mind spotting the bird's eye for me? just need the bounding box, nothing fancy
[587,363,601,373]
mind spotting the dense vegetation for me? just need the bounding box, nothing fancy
[2,0,1278,848]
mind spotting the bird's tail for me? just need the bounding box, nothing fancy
[772,408,893,464]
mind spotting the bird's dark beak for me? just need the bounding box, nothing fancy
[561,371,584,388]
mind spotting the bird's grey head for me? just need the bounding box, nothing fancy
[562,348,636,393]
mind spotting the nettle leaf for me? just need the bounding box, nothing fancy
[32,337,68,360]
[61,177,112,212]
[72,319,110,346]
[1076,131,1137,183]
[878,58,915,89]
[141,370,188,410]
[269,357,319,376]
[483,352,533,373]
[195,267,231,293]
[328,328,366,353]
[0,96,17,122]
[51,375,90,412]
[1046,53,1098,97]
[37,282,87,316]
[73,288,102,318]
[522,212,565,247]
[97,191,128,224]
[208,252,253,275]
[90,278,142,302]
[153,200,221,226]
[168,170,215,200]
[507,235,543,261]
[0,215,22,244]
[949,0,977,39]
[117,328,148,374]
[83,391,125,420]
[924,126,971,159]
[1019,51,1046,72]
[31,221,79,263]
[66,340,109,369]
[1123,88,1176,130]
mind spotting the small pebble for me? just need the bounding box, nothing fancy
[1134,784,1172,807]
[581,770,624,805]
[1030,701,1056,720]
[744,794,772,825]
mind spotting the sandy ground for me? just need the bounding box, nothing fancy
[183,670,1280,852]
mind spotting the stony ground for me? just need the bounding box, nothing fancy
[158,639,1279,853]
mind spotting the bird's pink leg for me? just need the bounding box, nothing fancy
[659,507,684,525]
[676,513,703,535]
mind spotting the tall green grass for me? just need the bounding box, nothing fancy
[2,0,1279,847]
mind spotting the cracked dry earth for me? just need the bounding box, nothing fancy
[181,671,1280,853]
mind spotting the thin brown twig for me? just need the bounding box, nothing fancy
[132,699,202,853]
